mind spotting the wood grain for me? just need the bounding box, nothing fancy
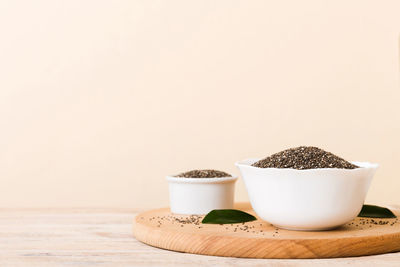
[1,207,400,266]
[133,203,400,259]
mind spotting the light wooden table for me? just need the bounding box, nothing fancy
[1,208,400,266]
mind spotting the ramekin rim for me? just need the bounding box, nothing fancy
[166,175,238,183]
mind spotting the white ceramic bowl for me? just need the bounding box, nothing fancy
[236,159,378,230]
[166,175,238,215]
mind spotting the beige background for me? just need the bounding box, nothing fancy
[0,0,399,208]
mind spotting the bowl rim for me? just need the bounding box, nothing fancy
[166,175,238,184]
[235,158,379,172]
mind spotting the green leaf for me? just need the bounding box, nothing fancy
[202,209,257,224]
[358,204,397,218]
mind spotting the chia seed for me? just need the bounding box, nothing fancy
[174,215,202,225]
[252,146,358,170]
[175,169,232,178]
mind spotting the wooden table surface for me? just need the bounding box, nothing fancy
[1,208,400,266]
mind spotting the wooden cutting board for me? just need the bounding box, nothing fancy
[133,203,400,259]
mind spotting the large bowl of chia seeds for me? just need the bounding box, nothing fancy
[236,146,378,231]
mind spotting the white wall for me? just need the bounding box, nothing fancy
[0,0,399,208]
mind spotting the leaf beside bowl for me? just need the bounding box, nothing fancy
[202,209,257,224]
[358,204,396,218]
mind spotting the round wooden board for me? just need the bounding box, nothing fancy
[133,203,400,259]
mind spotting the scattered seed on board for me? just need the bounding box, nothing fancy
[143,213,398,237]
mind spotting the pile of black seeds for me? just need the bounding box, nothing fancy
[252,146,358,170]
[175,169,232,178]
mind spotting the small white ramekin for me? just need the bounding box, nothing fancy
[236,159,378,230]
[166,175,238,215]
